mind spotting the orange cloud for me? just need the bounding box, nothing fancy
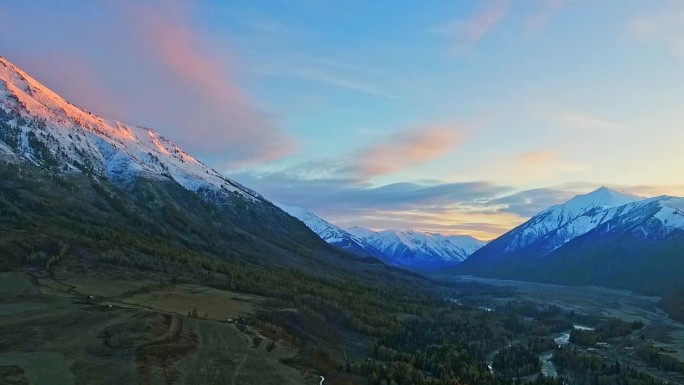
[622,184,684,197]
[356,126,462,180]
[518,150,555,164]
[333,207,524,241]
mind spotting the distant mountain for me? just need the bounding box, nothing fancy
[273,202,487,270]
[447,235,488,256]
[467,187,642,263]
[458,187,684,295]
[275,204,386,259]
[348,227,486,270]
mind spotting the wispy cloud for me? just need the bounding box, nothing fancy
[490,187,576,216]
[247,124,464,182]
[605,184,684,198]
[523,0,570,36]
[518,151,555,164]
[560,112,622,131]
[284,66,402,99]
[123,1,296,166]
[235,158,684,240]
[432,0,510,53]
[464,148,586,185]
[528,101,623,132]
[248,53,422,100]
[232,169,517,239]
[355,125,463,180]
[1,1,295,167]
[629,1,684,61]
[433,0,573,53]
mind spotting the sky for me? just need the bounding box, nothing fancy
[2,0,684,240]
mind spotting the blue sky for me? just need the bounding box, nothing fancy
[2,1,684,239]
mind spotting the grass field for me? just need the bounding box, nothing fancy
[120,284,258,321]
[0,272,311,385]
[178,318,306,385]
[62,276,157,298]
[0,352,75,385]
[0,273,38,295]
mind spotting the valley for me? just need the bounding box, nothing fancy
[1,48,684,385]
[448,275,684,384]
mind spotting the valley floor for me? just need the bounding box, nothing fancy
[452,275,684,384]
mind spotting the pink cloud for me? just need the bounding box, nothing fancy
[0,1,295,168]
[523,0,569,36]
[356,126,462,180]
[14,52,131,120]
[121,2,296,166]
[466,1,510,43]
[434,0,510,53]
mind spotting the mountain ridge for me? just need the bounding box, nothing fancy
[0,55,406,276]
[458,187,684,295]
[346,225,486,269]
[274,204,486,269]
[0,55,261,203]
[275,203,387,259]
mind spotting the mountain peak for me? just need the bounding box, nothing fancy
[565,186,641,211]
[0,55,263,202]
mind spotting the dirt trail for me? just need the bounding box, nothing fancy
[145,314,182,345]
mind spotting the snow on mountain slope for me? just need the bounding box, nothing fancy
[501,187,642,254]
[275,204,387,259]
[0,56,261,202]
[273,205,488,269]
[348,227,486,268]
[460,187,684,280]
[654,197,684,232]
[460,190,684,294]
[447,235,488,255]
[346,226,377,240]
[277,204,348,243]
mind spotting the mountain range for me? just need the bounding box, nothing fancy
[277,203,486,270]
[0,55,409,279]
[3,54,683,296]
[458,186,684,294]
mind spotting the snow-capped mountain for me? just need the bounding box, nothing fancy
[1,55,404,272]
[348,227,486,269]
[0,56,261,203]
[447,235,488,256]
[458,187,684,294]
[272,202,486,269]
[276,204,385,259]
[500,187,642,255]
